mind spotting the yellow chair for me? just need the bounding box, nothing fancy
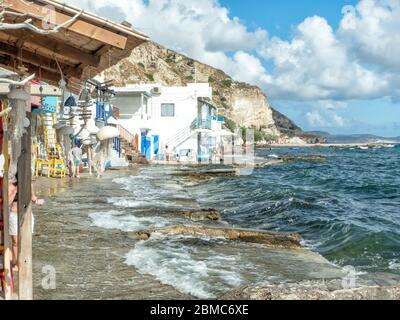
[51,159,67,178]
[36,159,53,177]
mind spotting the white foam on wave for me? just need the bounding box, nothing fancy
[389,259,400,270]
[107,196,185,210]
[112,174,186,200]
[107,197,150,208]
[89,211,170,232]
[112,176,148,193]
[125,236,245,299]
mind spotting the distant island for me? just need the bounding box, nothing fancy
[307,132,400,144]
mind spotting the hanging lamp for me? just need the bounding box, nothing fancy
[64,95,77,107]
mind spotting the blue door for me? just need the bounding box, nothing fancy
[141,132,147,155]
[153,135,159,156]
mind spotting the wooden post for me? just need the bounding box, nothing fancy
[1,101,12,300]
[17,112,33,300]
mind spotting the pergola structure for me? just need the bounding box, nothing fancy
[0,0,148,92]
[0,0,148,300]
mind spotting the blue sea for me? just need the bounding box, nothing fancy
[191,145,400,272]
[89,145,400,298]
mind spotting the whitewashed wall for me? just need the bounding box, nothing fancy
[113,83,212,156]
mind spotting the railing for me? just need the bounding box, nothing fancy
[164,116,223,148]
[164,119,198,148]
[117,124,135,146]
[96,101,106,122]
[112,137,121,157]
[96,102,118,124]
[112,124,136,157]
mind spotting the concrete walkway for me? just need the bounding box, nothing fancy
[32,171,191,300]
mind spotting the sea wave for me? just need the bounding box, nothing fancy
[125,236,246,299]
[89,211,171,232]
[100,147,400,289]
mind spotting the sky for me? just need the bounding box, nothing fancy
[64,0,400,137]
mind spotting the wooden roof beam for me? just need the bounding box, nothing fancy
[0,55,63,85]
[0,30,100,67]
[4,0,129,49]
[0,42,83,78]
[94,45,112,57]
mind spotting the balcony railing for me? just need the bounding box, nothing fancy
[192,116,226,130]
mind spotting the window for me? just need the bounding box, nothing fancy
[161,103,175,117]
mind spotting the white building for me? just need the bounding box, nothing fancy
[112,83,227,162]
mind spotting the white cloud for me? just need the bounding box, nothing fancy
[306,103,347,128]
[339,0,400,71]
[64,0,266,78]
[258,15,390,101]
[306,110,327,127]
[64,0,400,103]
[332,114,346,127]
[230,51,270,84]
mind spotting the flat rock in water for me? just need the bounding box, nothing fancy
[174,169,239,179]
[130,224,304,249]
[278,155,327,163]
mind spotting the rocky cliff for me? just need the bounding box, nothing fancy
[103,41,322,144]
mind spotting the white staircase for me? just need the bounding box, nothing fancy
[164,119,197,149]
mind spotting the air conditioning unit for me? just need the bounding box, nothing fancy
[151,87,162,95]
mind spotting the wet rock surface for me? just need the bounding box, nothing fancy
[278,155,327,163]
[32,173,191,300]
[221,273,400,300]
[173,169,240,186]
[129,224,303,249]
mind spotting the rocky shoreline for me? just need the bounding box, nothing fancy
[30,165,400,300]
[256,142,398,149]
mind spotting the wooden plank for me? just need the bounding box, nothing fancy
[1,100,12,300]
[4,0,128,49]
[0,42,83,78]
[0,30,100,67]
[17,110,33,300]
